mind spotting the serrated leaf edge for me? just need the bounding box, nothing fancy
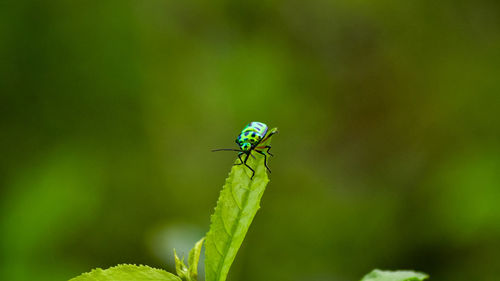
[69,264,181,281]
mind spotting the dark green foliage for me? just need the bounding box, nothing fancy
[3,1,498,280]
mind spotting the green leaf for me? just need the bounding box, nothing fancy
[174,237,205,281]
[69,264,182,281]
[361,269,429,281]
[174,249,189,280]
[188,237,205,281]
[205,129,276,281]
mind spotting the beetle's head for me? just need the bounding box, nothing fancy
[241,142,252,152]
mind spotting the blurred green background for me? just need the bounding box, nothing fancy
[1,0,500,280]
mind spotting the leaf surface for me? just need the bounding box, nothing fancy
[174,237,205,281]
[174,249,189,280]
[188,237,205,280]
[361,269,429,281]
[69,264,181,281]
[205,129,276,281]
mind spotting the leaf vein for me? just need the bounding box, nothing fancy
[230,184,243,210]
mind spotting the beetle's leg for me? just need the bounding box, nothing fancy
[255,145,273,157]
[234,152,244,165]
[255,149,271,173]
[242,153,255,179]
[265,146,273,156]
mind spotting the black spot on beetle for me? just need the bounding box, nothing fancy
[244,131,250,136]
[251,133,256,137]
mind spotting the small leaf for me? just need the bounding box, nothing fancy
[205,129,276,281]
[361,269,429,281]
[188,237,205,281]
[69,264,181,281]
[174,249,189,280]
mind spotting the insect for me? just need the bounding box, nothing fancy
[213,121,277,179]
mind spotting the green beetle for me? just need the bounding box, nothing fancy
[213,121,277,179]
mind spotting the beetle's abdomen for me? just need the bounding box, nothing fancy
[236,121,268,146]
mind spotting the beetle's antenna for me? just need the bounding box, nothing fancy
[212,148,242,152]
